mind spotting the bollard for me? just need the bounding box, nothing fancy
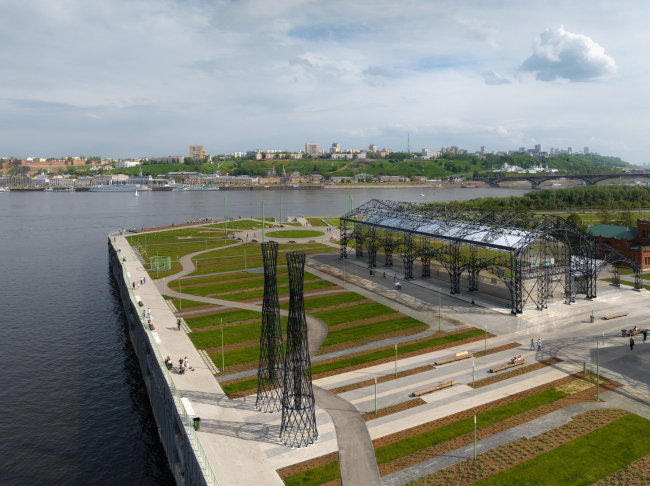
[583,361,587,374]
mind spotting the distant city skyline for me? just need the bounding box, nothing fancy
[1,1,648,163]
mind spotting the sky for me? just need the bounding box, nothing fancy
[0,0,648,163]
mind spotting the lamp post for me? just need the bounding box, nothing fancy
[395,344,397,377]
[280,192,282,225]
[375,377,378,414]
[484,325,487,352]
[474,415,477,460]
[262,200,265,243]
[597,331,604,401]
[439,288,441,332]
[472,360,475,386]
[224,196,227,236]
[221,318,225,372]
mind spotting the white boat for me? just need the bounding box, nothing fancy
[420,194,425,197]
[0,187,10,192]
[89,184,151,192]
[134,190,139,197]
[551,183,561,187]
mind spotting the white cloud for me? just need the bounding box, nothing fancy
[520,25,617,82]
[452,15,500,49]
[483,71,511,85]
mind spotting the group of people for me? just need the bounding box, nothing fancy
[529,339,543,351]
[325,227,333,232]
[510,355,523,364]
[132,276,147,290]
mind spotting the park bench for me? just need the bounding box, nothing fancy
[623,327,650,337]
[288,240,296,243]
[434,350,473,366]
[413,380,456,397]
[605,312,629,320]
[490,359,527,373]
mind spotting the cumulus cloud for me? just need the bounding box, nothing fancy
[520,25,616,82]
[483,71,511,85]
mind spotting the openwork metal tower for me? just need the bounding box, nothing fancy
[279,252,318,448]
[256,242,284,413]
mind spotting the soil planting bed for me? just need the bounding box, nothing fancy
[237,286,343,303]
[279,373,620,484]
[363,398,427,422]
[468,357,563,389]
[329,366,435,395]
[190,317,261,332]
[407,408,629,486]
[473,342,522,358]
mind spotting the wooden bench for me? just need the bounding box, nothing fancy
[490,359,527,373]
[625,327,650,337]
[434,350,473,366]
[413,380,456,397]
[605,312,629,320]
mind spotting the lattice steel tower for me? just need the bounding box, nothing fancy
[256,242,285,413]
[279,252,318,447]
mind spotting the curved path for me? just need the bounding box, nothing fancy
[156,247,381,486]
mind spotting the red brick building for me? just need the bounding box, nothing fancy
[588,219,650,269]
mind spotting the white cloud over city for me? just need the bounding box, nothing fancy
[0,0,647,163]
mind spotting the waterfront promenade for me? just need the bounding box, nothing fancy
[115,223,650,485]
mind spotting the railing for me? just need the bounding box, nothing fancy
[110,231,219,486]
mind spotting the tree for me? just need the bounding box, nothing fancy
[566,213,587,232]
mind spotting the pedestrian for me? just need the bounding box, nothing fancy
[132,282,135,290]
[177,318,181,331]
[383,272,386,278]
[147,308,151,317]
[530,339,535,351]
[630,337,635,350]
[142,309,146,319]
[644,330,648,343]
[471,298,475,306]
[393,274,397,282]
[537,339,542,351]
[137,282,140,289]
[143,277,146,284]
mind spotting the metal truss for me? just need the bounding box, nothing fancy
[354,222,364,258]
[279,252,318,448]
[339,199,640,314]
[257,242,284,413]
[339,219,350,259]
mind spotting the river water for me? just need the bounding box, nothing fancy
[0,186,532,485]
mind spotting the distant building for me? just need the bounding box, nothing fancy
[480,146,487,154]
[534,144,543,153]
[584,147,589,155]
[331,153,354,160]
[331,142,340,153]
[190,145,206,159]
[305,143,319,155]
[568,147,573,154]
[114,160,141,169]
[421,149,440,159]
[369,144,377,152]
[159,156,185,164]
[589,220,650,270]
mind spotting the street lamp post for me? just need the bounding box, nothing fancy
[395,344,397,377]
[221,318,225,372]
[597,331,604,401]
[439,288,441,332]
[262,200,265,243]
[472,360,475,386]
[224,196,227,237]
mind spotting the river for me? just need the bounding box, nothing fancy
[0,186,532,485]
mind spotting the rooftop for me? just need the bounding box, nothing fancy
[587,224,637,240]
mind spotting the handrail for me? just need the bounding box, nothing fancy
[110,231,219,486]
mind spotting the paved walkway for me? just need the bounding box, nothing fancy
[159,246,381,486]
[382,386,650,485]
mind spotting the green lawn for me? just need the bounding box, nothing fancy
[325,219,341,227]
[188,318,288,349]
[221,329,484,396]
[602,278,649,290]
[279,292,367,311]
[311,302,397,326]
[205,219,274,230]
[180,279,336,300]
[189,243,337,276]
[163,297,213,310]
[320,316,424,348]
[265,230,325,238]
[306,218,327,227]
[284,388,569,486]
[171,271,319,295]
[169,271,267,287]
[473,414,650,486]
[184,309,262,329]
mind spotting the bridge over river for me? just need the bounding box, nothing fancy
[471,173,650,188]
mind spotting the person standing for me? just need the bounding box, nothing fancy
[644,330,648,343]
[530,339,535,351]
[177,318,182,331]
[537,339,542,351]
[630,337,635,350]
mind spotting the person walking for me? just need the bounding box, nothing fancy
[630,337,635,350]
[644,330,648,343]
[143,277,146,284]
[177,318,182,331]
[537,339,542,351]
[530,339,535,351]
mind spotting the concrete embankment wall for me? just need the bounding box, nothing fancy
[108,240,210,486]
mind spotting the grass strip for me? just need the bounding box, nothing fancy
[185,309,261,329]
[374,388,567,465]
[471,414,650,486]
[189,319,286,349]
[320,317,424,348]
[312,302,398,326]
[279,292,366,311]
[284,388,568,486]
[265,230,324,238]
[212,280,337,302]
[173,272,318,294]
[330,366,434,395]
[602,278,650,291]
